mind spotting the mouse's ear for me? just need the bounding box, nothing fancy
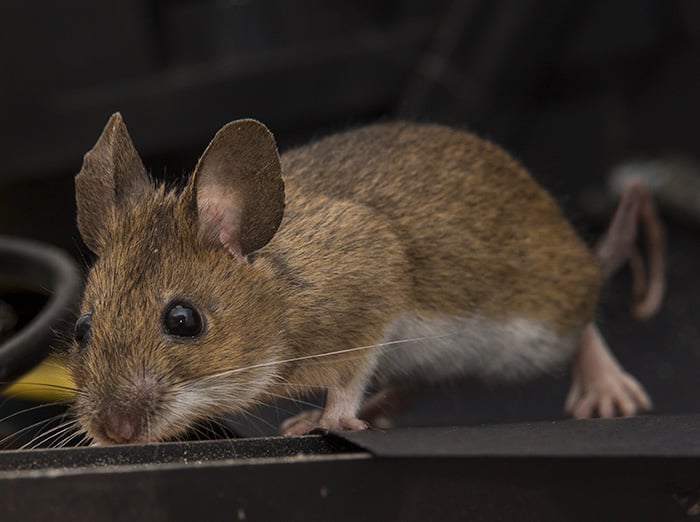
[189,119,285,259]
[75,113,151,254]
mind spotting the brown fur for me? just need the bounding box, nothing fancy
[71,115,601,443]
[282,123,600,332]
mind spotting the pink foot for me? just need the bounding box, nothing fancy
[320,416,369,432]
[280,409,368,436]
[565,324,652,419]
[280,409,323,436]
[280,368,374,436]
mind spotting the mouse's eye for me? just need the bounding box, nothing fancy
[162,301,204,339]
[74,312,92,345]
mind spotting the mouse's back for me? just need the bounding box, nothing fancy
[280,122,600,334]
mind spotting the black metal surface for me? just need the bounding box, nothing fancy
[3,456,697,522]
[2,415,700,521]
[0,433,361,472]
[336,415,700,457]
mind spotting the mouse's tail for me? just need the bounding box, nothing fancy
[595,180,666,320]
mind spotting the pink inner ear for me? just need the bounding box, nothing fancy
[197,185,245,259]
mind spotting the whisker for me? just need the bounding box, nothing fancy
[0,380,77,391]
[54,426,88,449]
[185,423,212,442]
[76,432,92,447]
[1,413,70,449]
[205,417,240,442]
[20,410,73,448]
[0,383,81,399]
[146,412,152,442]
[0,400,72,427]
[42,423,81,450]
[239,407,279,434]
[24,420,76,450]
[46,417,80,449]
[199,419,218,439]
[265,391,321,411]
[273,382,336,389]
[199,334,453,382]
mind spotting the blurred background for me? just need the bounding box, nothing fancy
[1,0,699,444]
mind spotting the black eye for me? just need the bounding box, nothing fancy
[74,313,92,345]
[162,301,204,339]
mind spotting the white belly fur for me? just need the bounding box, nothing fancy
[375,314,580,385]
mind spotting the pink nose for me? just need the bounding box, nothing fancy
[104,412,139,444]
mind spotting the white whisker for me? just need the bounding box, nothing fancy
[199,334,453,382]
[20,418,75,450]
[0,413,68,449]
[53,425,87,449]
[0,400,71,426]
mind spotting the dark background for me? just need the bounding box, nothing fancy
[1,0,699,438]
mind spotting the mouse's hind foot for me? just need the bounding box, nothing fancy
[564,323,652,418]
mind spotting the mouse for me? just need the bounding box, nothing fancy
[70,113,665,444]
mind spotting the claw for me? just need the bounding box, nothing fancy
[280,409,368,436]
[565,324,652,419]
[280,409,323,436]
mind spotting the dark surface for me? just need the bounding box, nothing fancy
[337,414,700,457]
[5,414,700,472]
[3,416,700,521]
[0,433,360,472]
[4,457,700,522]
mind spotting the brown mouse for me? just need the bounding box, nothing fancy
[70,113,665,444]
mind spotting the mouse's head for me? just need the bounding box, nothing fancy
[71,113,287,444]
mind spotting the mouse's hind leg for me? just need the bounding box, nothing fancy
[565,323,651,418]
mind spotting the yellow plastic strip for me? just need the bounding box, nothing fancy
[2,354,75,402]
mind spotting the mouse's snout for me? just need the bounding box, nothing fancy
[103,409,141,444]
[89,373,163,445]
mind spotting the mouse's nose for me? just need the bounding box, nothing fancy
[104,411,140,444]
[93,374,159,444]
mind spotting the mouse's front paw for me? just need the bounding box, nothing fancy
[318,416,368,432]
[564,369,652,419]
[280,409,323,436]
[280,410,368,436]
